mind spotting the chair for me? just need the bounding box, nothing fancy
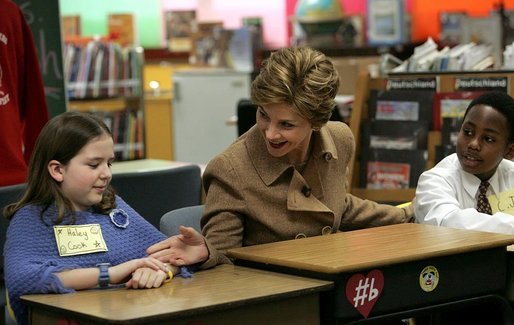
[110,165,202,230]
[160,205,204,237]
[237,99,257,136]
[0,183,26,325]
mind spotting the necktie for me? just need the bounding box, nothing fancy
[476,181,492,215]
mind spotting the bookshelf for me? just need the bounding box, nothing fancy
[64,40,145,161]
[348,70,514,203]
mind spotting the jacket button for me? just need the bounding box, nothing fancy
[321,226,332,235]
[324,153,332,161]
[295,233,307,239]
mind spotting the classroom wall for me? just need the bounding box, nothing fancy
[412,0,514,41]
[59,0,162,48]
[60,0,514,49]
[60,0,287,49]
[161,0,287,49]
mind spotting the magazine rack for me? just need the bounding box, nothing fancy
[348,70,514,203]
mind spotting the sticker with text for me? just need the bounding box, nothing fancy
[488,189,514,215]
[345,269,384,318]
[419,265,439,292]
[54,224,108,256]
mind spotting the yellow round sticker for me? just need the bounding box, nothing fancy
[419,266,439,292]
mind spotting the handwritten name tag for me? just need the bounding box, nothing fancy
[54,224,108,256]
[489,189,514,216]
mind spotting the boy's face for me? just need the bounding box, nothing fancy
[456,104,514,181]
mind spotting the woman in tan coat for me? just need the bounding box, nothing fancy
[148,46,414,268]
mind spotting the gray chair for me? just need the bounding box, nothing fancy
[160,205,203,237]
[110,165,202,230]
[0,183,26,325]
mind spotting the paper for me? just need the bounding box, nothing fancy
[54,224,108,256]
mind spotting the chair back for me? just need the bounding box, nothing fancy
[160,205,203,237]
[237,99,257,136]
[0,183,26,321]
[0,183,26,271]
[110,165,202,229]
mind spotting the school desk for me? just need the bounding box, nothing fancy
[21,264,332,325]
[227,223,514,324]
[111,158,206,175]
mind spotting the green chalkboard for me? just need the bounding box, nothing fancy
[13,0,67,117]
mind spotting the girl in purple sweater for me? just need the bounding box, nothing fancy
[4,112,176,324]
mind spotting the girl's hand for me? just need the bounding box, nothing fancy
[110,257,168,284]
[125,267,168,289]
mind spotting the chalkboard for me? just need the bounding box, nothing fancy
[13,0,67,117]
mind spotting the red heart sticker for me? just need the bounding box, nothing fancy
[345,269,384,318]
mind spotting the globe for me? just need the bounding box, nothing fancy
[294,0,344,35]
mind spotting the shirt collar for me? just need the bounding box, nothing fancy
[245,124,338,186]
[460,167,500,196]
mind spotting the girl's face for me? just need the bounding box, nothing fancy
[49,134,114,211]
[256,103,314,165]
[456,104,514,181]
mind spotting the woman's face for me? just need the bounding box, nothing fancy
[256,103,313,165]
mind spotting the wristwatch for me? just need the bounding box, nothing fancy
[96,263,110,288]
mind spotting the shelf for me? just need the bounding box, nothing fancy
[350,188,416,203]
[348,70,514,203]
[68,98,128,112]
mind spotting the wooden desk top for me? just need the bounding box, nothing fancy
[21,265,332,323]
[228,223,514,274]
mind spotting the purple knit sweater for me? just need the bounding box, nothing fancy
[4,196,167,324]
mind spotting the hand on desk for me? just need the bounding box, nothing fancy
[147,226,208,266]
[126,267,168,289]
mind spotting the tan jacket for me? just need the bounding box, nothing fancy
[201,121,413,268]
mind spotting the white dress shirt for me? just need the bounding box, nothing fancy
[415,153,514,234]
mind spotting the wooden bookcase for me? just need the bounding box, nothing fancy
[65,40,145,161]
[348,70,514,203]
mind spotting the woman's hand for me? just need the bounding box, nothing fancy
[147,226,208,265]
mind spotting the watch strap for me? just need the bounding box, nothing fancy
[97,263,110,288]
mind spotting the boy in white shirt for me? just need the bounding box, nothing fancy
[415,91,514,234]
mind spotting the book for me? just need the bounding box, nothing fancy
[361,120,429,150]
[360,149,427,189]
[61,15,81,39]
[368,89,434,126]
[108,13,136,47]
[366,161,411,189]
[367,0,406,46]
[190,21,223,66]
[431,91,483,131]
[164,10,196,52]
[439,12,466,46]
[225,27,254,72]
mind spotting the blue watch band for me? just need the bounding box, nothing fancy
[97,263,110,288]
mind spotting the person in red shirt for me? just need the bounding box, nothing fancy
[0,0,49,186]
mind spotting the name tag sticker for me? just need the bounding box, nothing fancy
[54,224,108,256]
[488,189,514,215]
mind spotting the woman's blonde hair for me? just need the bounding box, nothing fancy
[251,46,339,128]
